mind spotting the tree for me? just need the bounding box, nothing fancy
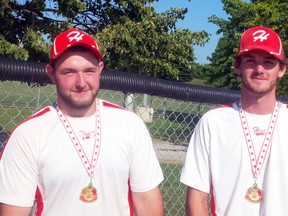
[0,0,52,61]
[205,0,288,97]
[0,0,209,81]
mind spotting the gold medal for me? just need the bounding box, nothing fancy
[80,182,97,203]
[245,183,263,203]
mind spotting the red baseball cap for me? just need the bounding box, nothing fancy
[50,28,102,61]
[237,26,284,60]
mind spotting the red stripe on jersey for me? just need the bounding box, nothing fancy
[210,184,216,216]
[0,107,51,160]
[35,187,44,216]
[102,101,126,110]
[212,104,233,110]
[127,179,133,216]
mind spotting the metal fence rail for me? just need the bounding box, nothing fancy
[0,58,243,215]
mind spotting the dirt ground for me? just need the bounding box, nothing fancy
[152,138,187,164]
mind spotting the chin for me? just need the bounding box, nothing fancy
[62,97,95,109]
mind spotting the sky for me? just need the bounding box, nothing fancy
[154,0,229,64]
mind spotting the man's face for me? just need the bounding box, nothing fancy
[47,49,104,116]
[236,50,286,96]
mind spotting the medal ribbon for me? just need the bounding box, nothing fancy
[239,102,279,179]
[55,99,101,178]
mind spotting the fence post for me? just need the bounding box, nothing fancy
[124,92,134,111]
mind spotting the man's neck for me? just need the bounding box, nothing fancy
[56,100,97,117]
[240,96,277,115]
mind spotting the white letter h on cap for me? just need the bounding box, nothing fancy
[252,30,270,42]
[67,31,84,42]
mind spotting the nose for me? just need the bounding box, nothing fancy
[75,72,86,88]
[255,63,264,74]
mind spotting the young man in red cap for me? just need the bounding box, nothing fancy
[0,29,164,216]
[181,26,288,215]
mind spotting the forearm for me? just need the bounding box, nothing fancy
[0,203,32,216]
[186,200,209,216]
[185,187,209,216]
[132,187,164,216]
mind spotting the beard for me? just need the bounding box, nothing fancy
[241,74,278,96]
[57,88,98,111]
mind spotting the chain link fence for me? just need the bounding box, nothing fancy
[0,79,215,215]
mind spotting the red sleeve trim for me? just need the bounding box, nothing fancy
[212,103,233,110]
[102,101,126,110]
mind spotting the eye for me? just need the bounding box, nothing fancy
[264,60,275,65]
[86,70,96,73]
[262,60,278,69]
[84,68,97,74]
[61,70,74,75]
[243,58,255,65]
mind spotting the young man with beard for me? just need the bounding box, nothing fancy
[0,28,164,216]
[180,26,288,215]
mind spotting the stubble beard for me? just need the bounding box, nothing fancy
[242,77,277,96]
[58,90,98,111]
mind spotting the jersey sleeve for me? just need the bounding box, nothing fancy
[180,113,211,193]
[128,115,164,192]
[0,125,38,207]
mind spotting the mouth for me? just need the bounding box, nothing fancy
[73,90,89,97]
[251,75,266,81]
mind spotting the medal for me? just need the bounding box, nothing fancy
[56,99,101,203]
[245,183,263,203]
[80,182,98,202]
[239,102,279,203]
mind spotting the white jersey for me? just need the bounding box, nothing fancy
[0,99,163,216]
[180,102,288,216]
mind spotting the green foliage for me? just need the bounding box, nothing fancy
[96,18,205,80]
[0,35,29,60]
[205,0,288,97]
[0,0,58,62]
[0,0,209,81]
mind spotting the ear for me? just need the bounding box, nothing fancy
[278,65,287,79]
[45,64,56,84]
[98,61,104,74]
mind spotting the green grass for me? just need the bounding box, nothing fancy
[161,163,186,216]
[0,81,57,133]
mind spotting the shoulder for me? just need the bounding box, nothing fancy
[1,106,56,154]
[100,99,138,117]
[204,103,237,118]
[211,103,234,110]
[279,102,288,110]
[9,106,55,135]
[101,100,126,110]
[278,102,288,116]
[99,99,146,125]
[26,106,52,121]
[197,102,239,126]
[18,106,52,125]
